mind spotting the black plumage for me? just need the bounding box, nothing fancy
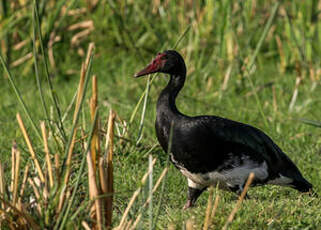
[135,50,313,208]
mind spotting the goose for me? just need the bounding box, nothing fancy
[134,50,313,208]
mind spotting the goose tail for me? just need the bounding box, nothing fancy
[292,177,313,193]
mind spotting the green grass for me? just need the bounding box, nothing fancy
[1,0,321,229]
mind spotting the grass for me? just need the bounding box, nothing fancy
[1,0,321,229]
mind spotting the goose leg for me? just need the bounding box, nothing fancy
[229,185,250,199]
[184,179,207,209]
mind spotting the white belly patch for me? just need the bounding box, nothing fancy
[267,174,293,185]
[171,153,269,189]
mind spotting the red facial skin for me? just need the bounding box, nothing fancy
[134,53,166,77]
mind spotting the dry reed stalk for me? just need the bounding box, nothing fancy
[167,223,176,230]
[98,158,107,193]
[117,158,157,230]
[87,152,103,230]
[85,43,95,67]
[90,75,99,172]
[105,109,116,228]
[121,219,128,230]
[54,153,60,180]
[65,69,81,75]
[222,172,255,230]
[63,61,86,188]
[57,185,67,213]
[309,66,315,82]
[13,39,28,50]
[152,167,168,194]
[60,43,95,213]
[18,164,29,208]
[10,52,32,68]
[203,187,214,230]
[48,32,61,70]
[221,64,232,91]
[40,122,54,188]
[125,219,133,230]
[28,178,42,215]
[71,28,94,47]
[17,0,27,7]
[67,8,87,16]
[98,158,108,227]
[63,44,95,184]
[42,181,49,212]
[152,0,161,13]
[12,147,21,206]
[209,195,220,226]
[81,128,96,219]
[78,47,85,57]
[64,128,77,178]
[68,20,94,31]
[74,63,86,122]
[289,76,301,112]
[186,218,194,230]
[10,142,16,193]
[130,167,168,230]
[227,32,234,61]
[81,221,91,230]
[16,113,45,182]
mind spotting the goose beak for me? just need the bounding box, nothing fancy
[134,53,167,77]
[134,62,159,78]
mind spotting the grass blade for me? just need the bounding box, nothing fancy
[33,0,66,140]
[136,75,151,144]
[32,3,51,135]
[299,118,321,128]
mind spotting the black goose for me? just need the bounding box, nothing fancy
[134,50,313,209]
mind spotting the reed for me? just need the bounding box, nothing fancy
[222,172,255,230]
[203,187,214,230]
[17,113,45,182]
[105,109,116,227]
[117,158,157,229]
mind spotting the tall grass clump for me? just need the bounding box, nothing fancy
[0,1,121,228]
[1,41,105,228]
